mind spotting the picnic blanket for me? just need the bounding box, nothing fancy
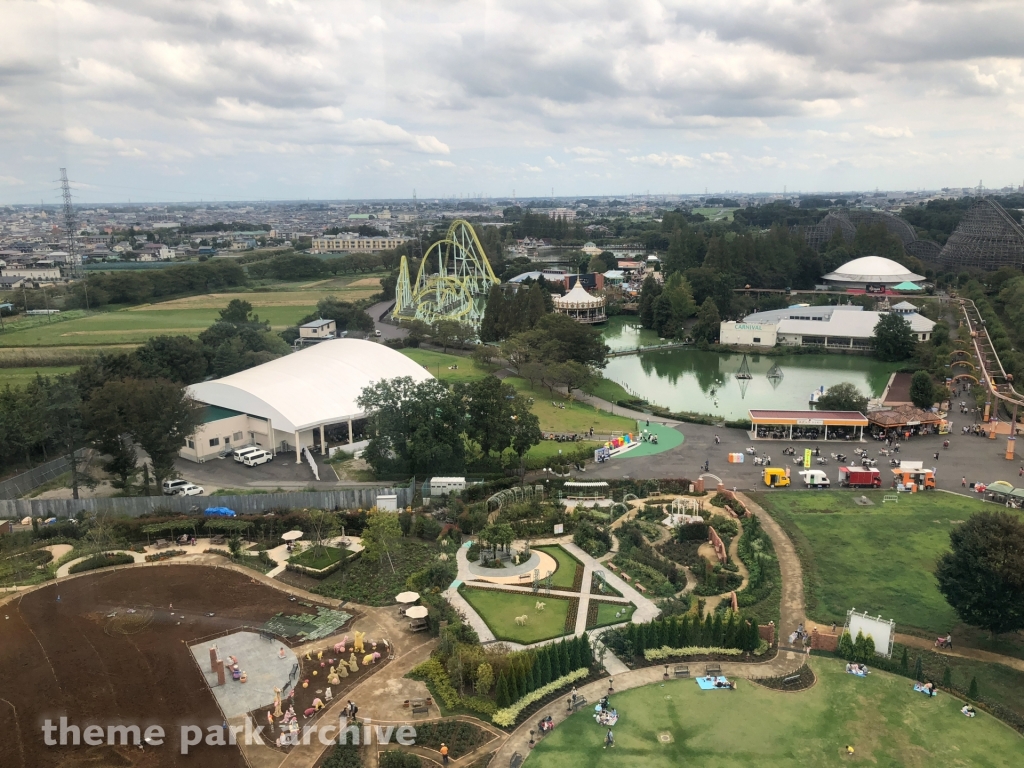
[846,669,868,677]
[696,676,732,690]
[913,684,938,697]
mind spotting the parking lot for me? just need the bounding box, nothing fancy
[171,450,343,494]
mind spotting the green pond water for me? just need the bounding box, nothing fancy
[601,317,900,420]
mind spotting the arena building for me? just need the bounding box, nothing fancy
[720,304,935,349]
[821,255,926,290]
[181,339,433,463]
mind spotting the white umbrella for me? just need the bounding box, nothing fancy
[281,530,304,542]
[395,591,420,604]
[405,606,428,619]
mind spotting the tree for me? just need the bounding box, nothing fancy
[134,335,209,384]
[638,274,662,330]
[816,382,869,413]
[873,312,916,362]
[431,320,464,353]
[587,255,608,274]
[362,508,402,572]
[306,508,339,559]
[909,370,936,409]
[47,376,87,499]
[124,378,203,491]
[456,376,540,459]
[935,511,1024,637]
[509,313,608,368]
[357,377,467,476]
[475,663,494,695]
[691,297,721,346]
[219,298,256,324]
[84,380,140,493]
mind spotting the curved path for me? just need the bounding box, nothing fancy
[54,549,146,577]
[488,491,810,768]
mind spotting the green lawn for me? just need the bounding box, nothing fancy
[398,348,637,437]
[525,440,601,461]
[399,348,495,382]
[528,657,1022,767]
[592,601,635,628]
[583,377,635,404]
[534,545,583,590]
[0,366,79,388]
[749,490,1022,637]
[289,545,345,570]
[460,587,571,644]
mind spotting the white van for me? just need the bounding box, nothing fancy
[799,469,831,488]
[242,449,273,467]
[233,446,262,463]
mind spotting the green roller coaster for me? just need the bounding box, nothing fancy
[392,219,499,328]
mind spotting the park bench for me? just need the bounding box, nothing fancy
[154,539,170,549]
[883,494,898,504]
[510,752,524,768]
[569,695,588,713]
[674,664,690,678]
[410,697,431,715]
[705,664,722,677]
[782,674,801,687]
[211,535,226,545]
[635,583,647,593]
[408,618,429,632]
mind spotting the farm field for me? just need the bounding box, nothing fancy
[527,657,1022,767]
[0,365,79,388]
[0,277,381,348]
[748,490,1022,639]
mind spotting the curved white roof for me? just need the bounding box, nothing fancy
[188,339,434,433]
[822,256,925,284]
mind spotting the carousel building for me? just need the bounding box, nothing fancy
[552,281,606,324]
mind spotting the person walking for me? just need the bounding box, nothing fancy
[604,729,615,748]
[962,476,967,488]
[440,743,449,765]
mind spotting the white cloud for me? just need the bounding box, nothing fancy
[1,0,1022,199]
[865,125,914,138]
[629,153,696,169]
[429,159,455,167]
[0,175,24,185]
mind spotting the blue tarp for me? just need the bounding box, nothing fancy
[204,507,237,517]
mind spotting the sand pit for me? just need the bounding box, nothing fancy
[0,565,322,768]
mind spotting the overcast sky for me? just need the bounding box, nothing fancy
[2,0,1023,203]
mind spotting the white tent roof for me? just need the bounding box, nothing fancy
[554,281,602,306]
[822,256,925,284]
[188,339,434,433]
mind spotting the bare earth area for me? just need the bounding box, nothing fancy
[0,565,320,768]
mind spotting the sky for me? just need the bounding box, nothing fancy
[1,0,1023,204]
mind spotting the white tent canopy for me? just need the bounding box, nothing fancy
[188,339,434,433]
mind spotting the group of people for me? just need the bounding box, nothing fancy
[845,662,869,676]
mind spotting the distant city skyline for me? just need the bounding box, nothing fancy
[2,1,1023,204]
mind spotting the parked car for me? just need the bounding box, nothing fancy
[374,329,382,337]
[242,449,273,467]
[162,478,190,495]
[233,446,262,463]
[175,483,205,496]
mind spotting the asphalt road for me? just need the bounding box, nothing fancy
[584,419,1022,497]
[366,299,408,341]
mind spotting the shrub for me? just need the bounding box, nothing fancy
[68,552,135,574]
[322,743,363,768]
[409,657,461,710]
[475,663,494,695]
[492,667,590,727]
[644,646,744,660]
[144,549,186,562]
[379,751,421,768]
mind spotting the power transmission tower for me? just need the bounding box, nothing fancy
[59,168,81,278]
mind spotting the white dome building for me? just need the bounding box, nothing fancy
[821,256,925,290]
[552,282,606,324]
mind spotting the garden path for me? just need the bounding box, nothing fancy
[488,491,810,768]
[701,518,750,614]
[895,634,1024,673]
[54,549,146,577]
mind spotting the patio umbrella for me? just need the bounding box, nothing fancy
[395,591,420,604]
[405,606,428,619]
[281,530,304,542]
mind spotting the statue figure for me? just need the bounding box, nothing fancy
[353,631,365,654]
[348,653,359,672]
[273,687,283,718]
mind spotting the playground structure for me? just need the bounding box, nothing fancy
[392,219,499,329]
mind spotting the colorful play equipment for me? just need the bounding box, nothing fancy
[727,453,746,463]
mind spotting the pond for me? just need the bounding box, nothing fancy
[601,318,900,420]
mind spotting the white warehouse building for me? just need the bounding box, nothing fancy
[720,305,935,350]
[181,339,433,463]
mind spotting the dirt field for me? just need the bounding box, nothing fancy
[0,565,318,768]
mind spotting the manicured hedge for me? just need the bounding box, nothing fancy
[69,552,135,574]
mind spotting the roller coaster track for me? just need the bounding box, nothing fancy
[958,298,1024,411]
